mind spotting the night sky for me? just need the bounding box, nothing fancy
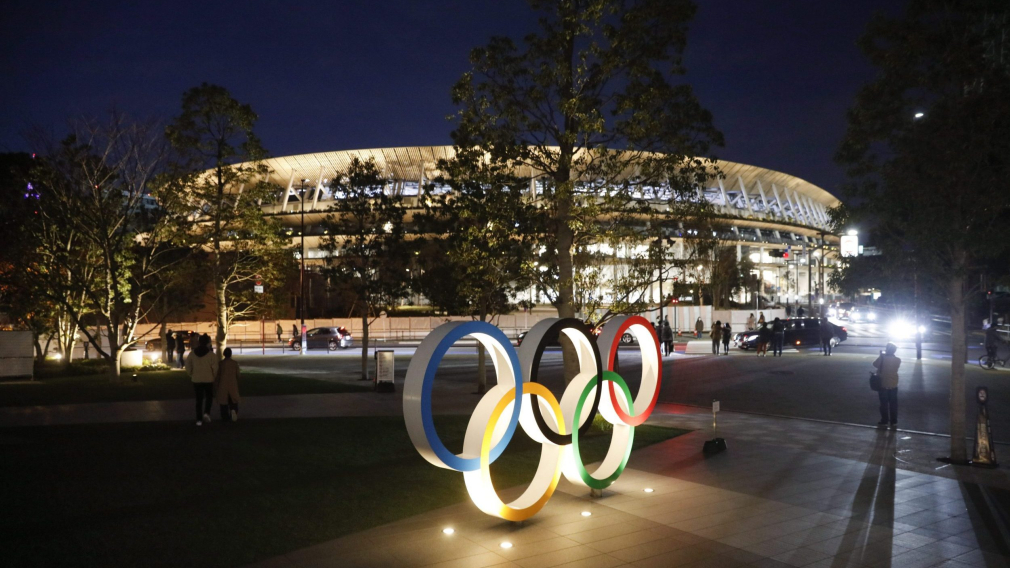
[2,0,904,196]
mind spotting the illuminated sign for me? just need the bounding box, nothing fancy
[840,235,859,257]
[404,316,662,521]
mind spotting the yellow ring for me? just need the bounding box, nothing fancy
[465,383,565,521]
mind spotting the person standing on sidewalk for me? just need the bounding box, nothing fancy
[292,323,298,339]
[746,313,756,331]
[275,322,283,343]
[758,312,766,326]
[186,334,218,426]
[873,343,901,427]
[820,317,834,356]
[722,322,732,355]
[771,317,785,357]
[661,320,674,356]
[694,317,704,338]
[710,320,722,355]
[166,331,176,367]
[757,322,771,356]
[215,348,241,422]
[175,333,187,369]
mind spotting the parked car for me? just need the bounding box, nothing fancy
[145,330,196,351]
[288,327,352,351]
[733,318,848,350]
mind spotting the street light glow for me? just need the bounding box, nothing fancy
[847,229,858,236]
[914,112,924,119]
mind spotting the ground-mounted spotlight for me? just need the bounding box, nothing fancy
[442,528,454,535]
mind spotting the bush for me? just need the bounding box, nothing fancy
[138,362,172,372]
[590,413,613,433]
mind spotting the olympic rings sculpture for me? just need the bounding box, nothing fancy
[404,315,662,521]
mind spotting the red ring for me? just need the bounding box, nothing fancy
[605,315,662,426]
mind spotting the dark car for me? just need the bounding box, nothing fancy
[145,330,196,351]
[733,318,847,350]
[289,327,353,351]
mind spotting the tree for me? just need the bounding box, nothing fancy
[26,115,182,378]
[837,0,1010,463]
[420,157,540,393]
[161,83,289,356]
[450,0,722,322]
[321,158,411,381]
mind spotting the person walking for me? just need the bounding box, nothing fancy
[746,313,756,331]
[710,320,722,355]
[873,343,901,427]
[661,320,674,356]
[175,332,187,369]
[722,322,732,355]
[275,322,283,343]
[757,322,771,356]
[216,348,241,422]
[820,317,834,356]
[292,323,298,339]
[797,305,806,318]
[186,334,218,426]
[771,317,785,357]
[694,317,704,339]
[166,331,176,367]
[758,312,766,326]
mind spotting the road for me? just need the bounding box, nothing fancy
[235,322,1009,442]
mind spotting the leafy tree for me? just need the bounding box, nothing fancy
[837,0,1010,462]
[26,115,182,378]
[160,83,289,356]
[420,157,540,393]
[450,0,722,325]
[321,158,411,381]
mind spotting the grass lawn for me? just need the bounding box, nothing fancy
[0,416,689,568]
[0,370,369,407]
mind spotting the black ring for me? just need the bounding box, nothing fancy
[518,318,603,445]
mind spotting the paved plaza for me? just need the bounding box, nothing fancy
[236,404,1010,568]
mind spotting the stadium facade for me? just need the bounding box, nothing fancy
[250,146,841,312]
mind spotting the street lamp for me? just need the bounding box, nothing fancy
[299,178,309,355]
[847,229,858,236]
[914,112,924,119]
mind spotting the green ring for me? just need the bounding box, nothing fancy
[571,370,635,489]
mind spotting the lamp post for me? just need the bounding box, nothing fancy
[299,178,309,355]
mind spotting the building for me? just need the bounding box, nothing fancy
[250,146,841,314]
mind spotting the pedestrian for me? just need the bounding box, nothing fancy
[757,322,771,356]
[694,317,704,339]
[771,317,785,357]
[275,321,283,343]
[758,312,766,325]
[786,304,793,317]
[872,343,901,427]
[166,331,176,367]
[186,334,218,426]
[820,317,834,356]
[189,331,199,352]
[746,313,756,331]
[985,324,1001,361]
[722,322,732,355]
[710,320,722,355]
[80,329,90,360]
[292,323,298,339]
[798,306,806,317]
[175,332,187,369]
[216,348,241,422]
[661,320,674,356]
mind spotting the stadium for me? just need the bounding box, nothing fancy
[250,146,841,314]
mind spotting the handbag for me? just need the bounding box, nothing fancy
[869,372,882,392]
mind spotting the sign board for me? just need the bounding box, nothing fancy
[375,349,395,384]
[254,284,264,294]
[712,400,720,413]
[840,235,859,258]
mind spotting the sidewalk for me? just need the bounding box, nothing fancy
[247,404,1010,568]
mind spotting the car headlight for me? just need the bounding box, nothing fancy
[889,320,915,339]
[867,312,877,321]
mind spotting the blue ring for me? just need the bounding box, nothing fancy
[421,321,523,471]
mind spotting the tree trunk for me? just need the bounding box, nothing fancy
[160,321,168,364]
[360,312,370,381]
[947,274,968,463]
[33,336,43,363]
[215,280,228,359]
